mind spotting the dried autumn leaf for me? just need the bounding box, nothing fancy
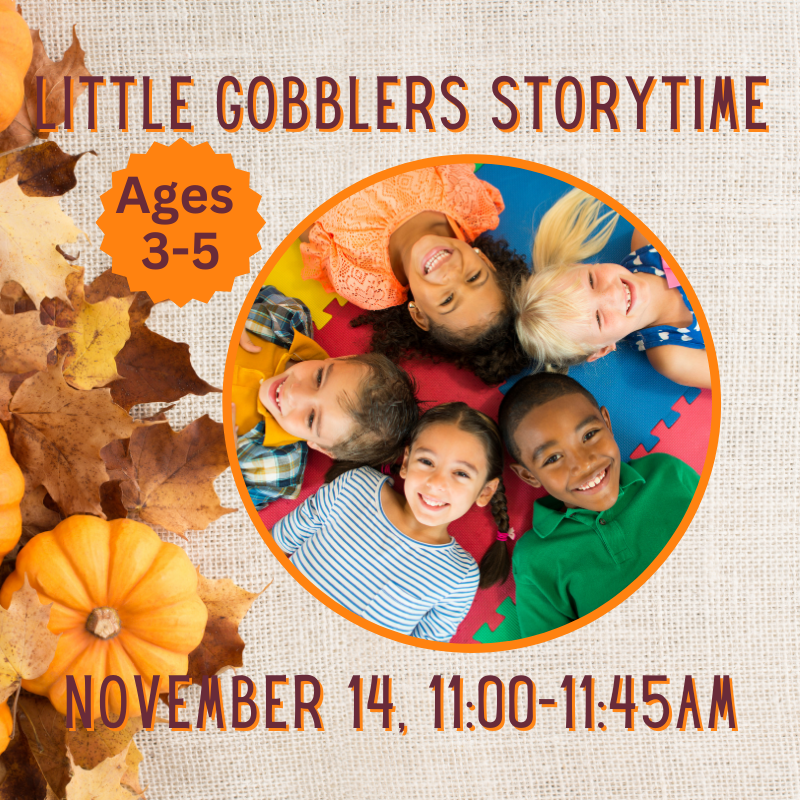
[85,270,156,327]
[99,481,127,521]
[82,268,216,410]
[0,141,96,197]
[0,27,91,154]
[0,376,11,421]
[119,415,233,536]
[20,484,61,538]
[10,361,135,516]
[84,268,138,304]
[0,175,84,308]
[0,310,62,373]
[0,721,48,800]
[0,280,34,315]
[16,695,145,800]
[25,29,91,141]
[100,437,132,482]
[67,717,144,796]
[0,575,59,704]
[187,573,264,684]
[65,743,139,800]
[111,321,220,411]
[16,692,69,798]
[0,369,33,421]
[40,269,133,391]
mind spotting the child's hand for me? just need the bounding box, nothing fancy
[240,329,261,353]
[231,402,239,447]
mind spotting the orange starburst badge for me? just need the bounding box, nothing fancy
[98,139,264,306]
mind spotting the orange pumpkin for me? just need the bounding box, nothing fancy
[0,516,208,718]
[0,701,11,755]
[0,0,33,133]
[0,425,23,560]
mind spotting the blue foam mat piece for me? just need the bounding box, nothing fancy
[480,164,701,457]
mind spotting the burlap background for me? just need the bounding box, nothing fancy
[16,0,795,797]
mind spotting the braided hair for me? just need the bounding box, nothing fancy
[351,234,531,386]
[406,402,512,588]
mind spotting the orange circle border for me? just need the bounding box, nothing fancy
[223,154,721,653]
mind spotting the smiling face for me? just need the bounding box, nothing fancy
[557,263,651,361]
[509,393,621,512]
[404,236,506,337]
[258,358,368,455]
[400,422,499,528]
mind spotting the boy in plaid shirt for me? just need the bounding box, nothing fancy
[232,286,418,509]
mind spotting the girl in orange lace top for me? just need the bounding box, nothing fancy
[301,164,531,385]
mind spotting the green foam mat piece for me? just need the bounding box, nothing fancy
[473,597,520,644]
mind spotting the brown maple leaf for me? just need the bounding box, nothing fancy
[187,573,265,684]
[118,415,233,536]
[9,361,135,516]
[0,141,96,197]
[19,483,61,539]
[0,27,91,155]
[83,268,217,411]
[15,692,69,799]
[0,369,34,421]
[0,720,48,800]
[110,322,220,411]
[0,176,85,308]
[0,310,62,374]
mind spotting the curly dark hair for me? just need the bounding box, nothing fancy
[325,352,420,482]
[350,233,531,385]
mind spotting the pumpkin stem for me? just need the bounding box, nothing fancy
[85,607,122,639]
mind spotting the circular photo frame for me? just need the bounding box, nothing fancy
[224,155,720,652]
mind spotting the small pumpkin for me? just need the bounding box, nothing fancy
[0,425,23,560]
[0,0,33,134]
[0,701,11,755]
[0,516,208,719]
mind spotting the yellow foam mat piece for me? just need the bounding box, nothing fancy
[262,239,347,329]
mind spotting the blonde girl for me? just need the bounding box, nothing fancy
[515,189,710,389]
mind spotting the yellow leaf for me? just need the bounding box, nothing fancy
[65,743,141,800]
[0,574,59,703]
[63,293,133,390]
[0,176,84,308]
[67,715,144,796]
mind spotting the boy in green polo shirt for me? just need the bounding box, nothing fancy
[498,373,699,638]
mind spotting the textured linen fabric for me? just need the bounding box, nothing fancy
[273,466,480,641]
[17,0,798,797]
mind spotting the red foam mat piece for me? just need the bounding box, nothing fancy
[630,390,712,473]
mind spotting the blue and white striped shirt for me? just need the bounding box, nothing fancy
[272,467,480,642]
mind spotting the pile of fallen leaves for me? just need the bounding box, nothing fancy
[0,14,262,800]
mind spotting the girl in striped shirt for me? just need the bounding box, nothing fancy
[271,403,512,642]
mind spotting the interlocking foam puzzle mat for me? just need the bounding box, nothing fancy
[254,164,712,645]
